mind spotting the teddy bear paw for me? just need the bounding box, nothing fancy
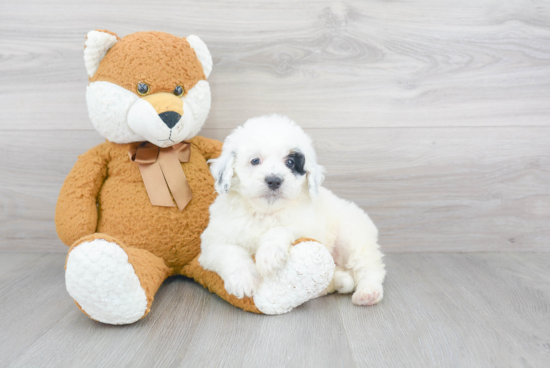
[65,239,148,324]
[253,240,335,315]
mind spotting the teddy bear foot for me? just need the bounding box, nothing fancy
[253,240,335,315]
[65,238,148,325]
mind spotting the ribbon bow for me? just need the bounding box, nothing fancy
[129,142,192,211]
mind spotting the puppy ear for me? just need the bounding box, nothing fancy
[209,149,236,194]
[209,126,243,194]
[84,30,119,78]
[186,35,213,78]
[306,163,325,199]
[303,149,325,198]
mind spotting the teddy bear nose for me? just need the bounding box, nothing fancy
[265,175,283,190]
[158,111,181,129]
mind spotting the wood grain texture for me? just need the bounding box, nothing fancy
[0,252,548,367]
[1,0,549,130]
[1,128,549,252]
[338,253,550,368]
[1,0,550,253]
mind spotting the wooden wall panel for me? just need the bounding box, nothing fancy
[1,128,548,252]
[1,0,549,252]
[1,0,549,130]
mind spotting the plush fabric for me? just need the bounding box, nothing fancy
[66,236,150,324]
[86,81,143,143]
[90,31,205,96]
[182,255,262,314]
[57,30,334,324]
[186,35,213,78]
[57,136,222,271]
[253,240,335,315]
[84,30,119,78]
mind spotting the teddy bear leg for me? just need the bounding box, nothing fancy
[182,238,335,315]
[181,255,263,313]
[65,233,171,325]
[252,238,335,314]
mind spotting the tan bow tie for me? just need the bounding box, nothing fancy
[128,141,192,211]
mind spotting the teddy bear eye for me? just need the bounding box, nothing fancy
[285,159,295,168]
[137,82,150,96]
[251,158,260,165]
[173,85,184,97]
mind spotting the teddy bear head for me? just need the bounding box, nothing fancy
[84,30,212,147]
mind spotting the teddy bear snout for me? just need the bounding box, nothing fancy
[158,111,181,129]
[142,92,185,130]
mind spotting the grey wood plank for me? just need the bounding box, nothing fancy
[13,284,354,368]
[506,253,550,281]
[5,278,211,368]
[0,253,75,366]
[0,252,47,278]
[1,0,550,130]
[2,252,353,368]
[1,128,549,253]
[1,252,549,367]
[338,253,550,368]
[177,294,353,368]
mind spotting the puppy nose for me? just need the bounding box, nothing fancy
[265,175,283,190]
[158,111,181,129]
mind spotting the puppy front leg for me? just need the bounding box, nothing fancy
[256,227,296,277]
[199,244,260,299]
[351,258,386,306]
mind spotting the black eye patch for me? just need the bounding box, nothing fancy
[287,151,306,176]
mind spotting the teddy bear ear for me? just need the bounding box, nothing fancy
[186,35,213,79]
[84,30,119,78]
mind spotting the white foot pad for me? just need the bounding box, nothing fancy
[253,241,335,315]
[65,239,148,325]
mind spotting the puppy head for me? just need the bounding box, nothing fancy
[84,30,212,147]
[210,114,325,209]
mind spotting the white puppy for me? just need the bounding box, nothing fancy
[199,115,386,306]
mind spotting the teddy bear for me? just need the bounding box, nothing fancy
[55,30,335,325]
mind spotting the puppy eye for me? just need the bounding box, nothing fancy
[173,85,184,97]
[251,158,260,165]
[137,82,150,96]
[285,158,295,168]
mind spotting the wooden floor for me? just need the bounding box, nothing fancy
[0,252,548,368]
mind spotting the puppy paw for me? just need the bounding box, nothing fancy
[352,284,384,306]
[255,244,289,277]
[223,267,260,299]
[333,270,355,294]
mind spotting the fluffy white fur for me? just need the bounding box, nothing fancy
[199,115,386,306]
[84,31,212,146]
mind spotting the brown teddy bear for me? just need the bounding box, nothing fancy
[55,30,334,325]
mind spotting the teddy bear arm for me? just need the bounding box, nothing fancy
[55,144,110,246]
[190,136,223,161]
